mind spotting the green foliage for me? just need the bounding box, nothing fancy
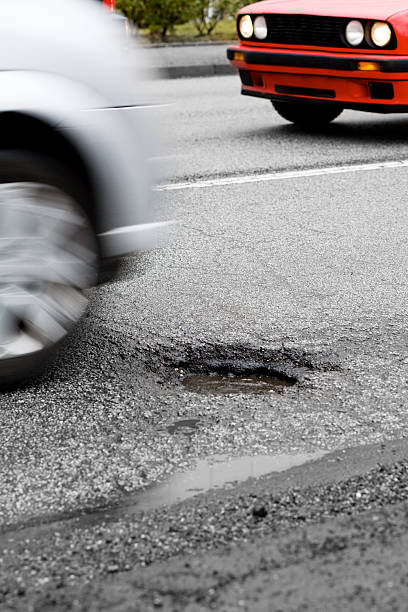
[116,0,147,28]
[191,0,242,36]
[116,0,194,39]
[171,18,237,41]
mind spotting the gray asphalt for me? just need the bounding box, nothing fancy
[143,74,408,183]
[2,74,408,609]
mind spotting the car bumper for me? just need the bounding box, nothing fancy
[97,220,170,258]
[98,220,172,283]
[227,46,408,111]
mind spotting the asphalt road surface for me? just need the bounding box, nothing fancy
[3,75,408,611]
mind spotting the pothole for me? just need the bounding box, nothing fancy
[165,344,328,395]
[140,340,340,392]
[181,372,296,395]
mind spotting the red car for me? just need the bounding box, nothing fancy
[101,0,115,9]
[227,1,408,126]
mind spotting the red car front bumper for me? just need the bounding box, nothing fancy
[227,45,408,112]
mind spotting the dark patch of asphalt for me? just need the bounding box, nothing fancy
[1,437,408,611]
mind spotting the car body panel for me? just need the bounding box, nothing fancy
[0,0,140,108]
[0,0,164,258]
[240,0,408,22]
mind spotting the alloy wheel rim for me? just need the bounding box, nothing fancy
[0,182,98,359]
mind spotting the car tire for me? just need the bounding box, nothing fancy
[0,151,99,386]
[272,100,343,127]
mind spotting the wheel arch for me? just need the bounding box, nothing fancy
[0,111,97,223]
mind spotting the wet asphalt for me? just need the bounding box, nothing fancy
[2,75,408,609]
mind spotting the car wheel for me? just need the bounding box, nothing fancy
[272,100,343,127]
[0,151,99,386]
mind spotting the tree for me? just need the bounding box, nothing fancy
[191,0,242,36]
[116,0,148,28]
[116,0,193,39]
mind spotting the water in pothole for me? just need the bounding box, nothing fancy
[181,372,296,395]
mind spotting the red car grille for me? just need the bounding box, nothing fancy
[238,14,396,50]
[265,14,346,47]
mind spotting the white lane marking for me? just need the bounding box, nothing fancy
[154,159,408,192]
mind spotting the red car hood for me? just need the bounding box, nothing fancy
[241,0,407,21]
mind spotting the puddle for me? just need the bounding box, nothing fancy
[167,418,201,435]
[123,451,326,513]
[1,451,326,545]
[181,373,296,395]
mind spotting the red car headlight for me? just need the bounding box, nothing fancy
[345,20,364,46]
[239,15,253,38]
[371,22,392,47]
[253,16,267,40]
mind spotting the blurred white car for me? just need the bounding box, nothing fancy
[0,0,163,384]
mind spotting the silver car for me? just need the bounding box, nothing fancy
[0,0,163,384]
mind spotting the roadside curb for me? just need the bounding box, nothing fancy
[143,40,236,49]
[159,63,235,79]
[142,40,235,79]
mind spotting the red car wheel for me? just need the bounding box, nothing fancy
[272,101,343,128]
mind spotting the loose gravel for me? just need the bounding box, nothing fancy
[2,439,408,611]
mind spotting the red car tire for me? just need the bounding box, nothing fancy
[272,100,343,127]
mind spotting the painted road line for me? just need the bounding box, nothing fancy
[155,159,408,192]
